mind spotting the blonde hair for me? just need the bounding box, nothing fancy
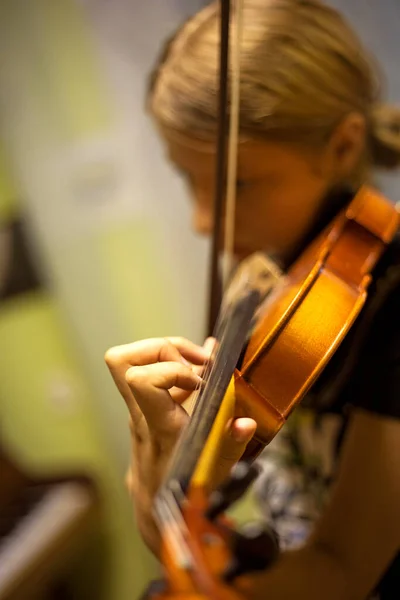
[148,0,400,171]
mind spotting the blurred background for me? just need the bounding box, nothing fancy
[0,1,398,599]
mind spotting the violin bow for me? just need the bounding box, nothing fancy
[207,0,242,335]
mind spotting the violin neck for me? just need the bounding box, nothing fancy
[159,290,260,503]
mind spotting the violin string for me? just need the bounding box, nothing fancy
[186,313,226,415]
[153,492,192,569]
[222,0,243,289]
[162,289,260,492]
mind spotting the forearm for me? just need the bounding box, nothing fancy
[237,544,348,600]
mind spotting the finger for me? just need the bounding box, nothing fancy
[170,339,217,418]
[169,361,208,402]
[111,337,211,368]
[167,337,213,365]
[213,417,257,486]
[105,337,208,425]
[170,387,195,404]
[170,340,216,406]
[105,336,210,382]
[125,361,201,434]
[105,338,209,395]
[230,417,258,444]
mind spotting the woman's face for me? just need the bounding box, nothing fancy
[163,132,337,262]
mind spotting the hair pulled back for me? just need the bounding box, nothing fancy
[148,0,400,171]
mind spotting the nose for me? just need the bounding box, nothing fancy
[192,204,213,237]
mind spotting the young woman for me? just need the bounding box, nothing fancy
[105,1,400,598]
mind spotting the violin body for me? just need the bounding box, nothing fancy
[236,186,400,460]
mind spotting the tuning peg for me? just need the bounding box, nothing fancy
[223,520,279,582]
[206,461,261,520]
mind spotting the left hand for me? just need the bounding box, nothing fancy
[105,336,256,554]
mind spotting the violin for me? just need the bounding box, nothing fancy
[141,1,400,598]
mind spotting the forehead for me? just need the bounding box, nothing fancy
[162,129,305,179]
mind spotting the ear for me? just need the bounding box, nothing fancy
[326,112,367,179]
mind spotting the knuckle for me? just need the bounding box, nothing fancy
[125,365,147,387]
[125,468,133,491]
[125,468,139,499]
[104,345,124,367]
[172,362,187,376]
[167,336,188,348]
[161,337,174,354]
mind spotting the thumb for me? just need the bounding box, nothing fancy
[212,417,257,487]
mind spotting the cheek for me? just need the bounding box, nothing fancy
[235,174,329,245]
[267,176,325,213]
[233,189,281,247]
[236,184,287,229]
